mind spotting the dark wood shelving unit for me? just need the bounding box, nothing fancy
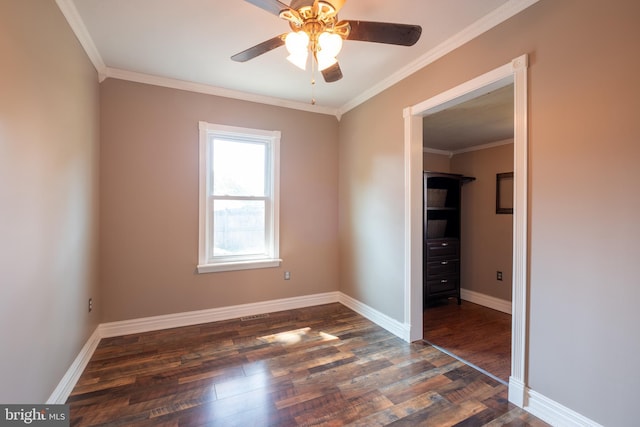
[423,171,474,307]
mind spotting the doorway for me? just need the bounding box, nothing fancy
[403,55,529,406]
[422,83,514,384]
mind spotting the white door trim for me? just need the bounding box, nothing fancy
[402,54,529,407]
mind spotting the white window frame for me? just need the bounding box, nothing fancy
[197,122,281,273]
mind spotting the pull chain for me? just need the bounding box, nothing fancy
[310,55,317,105]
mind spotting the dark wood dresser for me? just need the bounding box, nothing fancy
[423,172,473,306]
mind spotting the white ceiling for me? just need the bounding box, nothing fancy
[423,84,514,152]
[60,0,537,116]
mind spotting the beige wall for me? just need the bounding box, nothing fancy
[340,0,640,424]
[451,142,513,301]
[3,1,639,423]
[99,79,339,322]
[423,151,451,173]
[0,1,100,402]
[338,98,407,319]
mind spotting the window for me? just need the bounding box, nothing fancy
[197,122,281,273]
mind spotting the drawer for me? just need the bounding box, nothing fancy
[426,259,459,276]
[427,276,459,294]
[425,239,459,259]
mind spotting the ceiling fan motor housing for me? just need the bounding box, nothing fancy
[290,0,346,14]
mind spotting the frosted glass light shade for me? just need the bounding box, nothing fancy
[316,53,337,71]
[287,51,308,70]
[285,31,309,55]
[318,32,342,57]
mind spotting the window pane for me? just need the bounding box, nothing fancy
[212,138,265,196]
[212,199,265,257]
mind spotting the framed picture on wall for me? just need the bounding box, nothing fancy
[496,172,514,214]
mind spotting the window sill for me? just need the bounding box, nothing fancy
[197,258,282,274]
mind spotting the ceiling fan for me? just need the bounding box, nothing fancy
[231,0,422,83]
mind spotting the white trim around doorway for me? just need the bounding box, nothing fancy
[402,54,529,407]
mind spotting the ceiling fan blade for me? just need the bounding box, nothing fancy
[321,62,343,83]
[289,0,315,9]
[344,20,422,46]
[245,0,290,16]
[231,35,286,62]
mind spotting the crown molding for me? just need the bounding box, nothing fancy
[451,138,514,154]
[423,138,513,156]
[104,68,339,117]
[422,147,452,156]
[55,1,338,117]
[337,0,540,116]
[56,0,537,119]
[55,0,107,80]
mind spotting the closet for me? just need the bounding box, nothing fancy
[423,172,473,306]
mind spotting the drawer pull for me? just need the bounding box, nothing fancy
[441,261,448,265]
[441,279,448,284]
[441,242,449,247]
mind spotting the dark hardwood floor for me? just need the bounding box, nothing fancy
[423,299,511,383]
[67,303,545,426]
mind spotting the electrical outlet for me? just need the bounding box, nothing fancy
[284,271,291,280]
[496,271,503,281]
[88,298,93,313]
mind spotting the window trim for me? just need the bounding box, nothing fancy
[197,122,281,273]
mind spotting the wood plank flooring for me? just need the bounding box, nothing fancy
[423,299,511,383]
[67,303,545,426]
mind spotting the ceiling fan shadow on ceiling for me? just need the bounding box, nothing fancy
[231,0,422,84]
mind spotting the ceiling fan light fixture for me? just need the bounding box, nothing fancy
[285,31,310,70]
[233,0,422,84]
[318,31,343,58]
[316,53,337,71]
[287,51,308,70]
[285,31,309,55]
[316,1,338,20]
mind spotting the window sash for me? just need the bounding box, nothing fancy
[197,122,281,273]
[210,137,269,198]
[207,195,273,262]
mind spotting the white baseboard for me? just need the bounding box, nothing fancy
[460,288,512,314]
[98,291,340,338]
[47,327,101,404]
[50,291,599,427]
[525,388,603,427]
[49,292,340,403]
[338,293,411,341]
[508,376,526,407]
